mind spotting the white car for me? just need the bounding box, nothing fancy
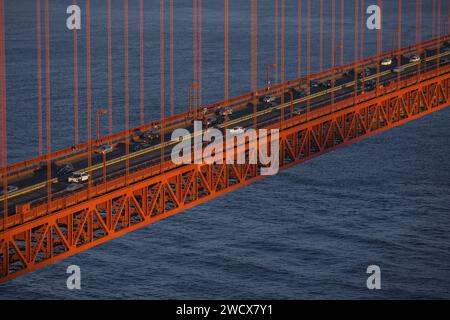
[263,95,276,103]
[68,172,90,183]
[293,108,303,115]
[0,185,19,196]
[228,126,245,135]
[95,144,113,154]
[381,58,393,66]
[409,55,421,63]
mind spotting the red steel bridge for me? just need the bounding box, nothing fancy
[0,0,450,283]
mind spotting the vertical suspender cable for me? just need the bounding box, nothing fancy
[280,0,285,126]
[140,0,145,124]
[331,0,335,111]
[397,0,401,87]
[160,0,165,172]
[124,0,130,181]
[193,0,197,118]
[307,0,310,120]
[37,0,43,155]
[281,0,285,84]
[224,0,228,103]
[319,0,323,71]
[198,0,202,109]
[341,0,344,66]
[275,0,279,84]
[170,0,174,116]
[107,0,113,135]
[360,0,364,61]
[298,0,301,78]
[0,0,8,224]
[86,0,93,195]
[73,0,79,145]
[377,0,383,92]
[251,0,258,128]
[44,0,52,208]
[354,0,359,105]
[251,0,257,92]
[437,0,441,73]
[432,0,436,38]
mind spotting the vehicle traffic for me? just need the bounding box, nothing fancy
[0,185,19,196]
[381,58,393,66]
[95,144,114,154]
[68,172,90,183]
[56,163,75,177]
[409,54,421,63]
[228,126,245,135]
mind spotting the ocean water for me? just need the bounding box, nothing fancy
[1,0,450,299]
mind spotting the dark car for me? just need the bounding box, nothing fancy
[203,116,221,127]
[0,185,19,196]
[324,80,332,88]
[310,80,321,88]
[365,79,376,91]
[296,89,307,98]
[56,163,75,177]
[132,143,151,152]
[140,129,160,143]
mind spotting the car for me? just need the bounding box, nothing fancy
[68,172,90,183]
[295,89,307,98]
[219,106,233,117]
[381,58,393,66]
[393,66,406,73]
[342,70,352,77]
[365,79,377,91]
[293,108,303,115]
[140,129,160,143]
[132,143,151,152]
[0,185,19,196]
[228,126,245,135]
[409,54,421,63]
[359,68,371,78]
[95,144,113,154]
[310,80,322,88]
[56,163,75,177]
[203,116,220,127]
[263,95,276,103]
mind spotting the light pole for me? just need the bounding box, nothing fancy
[266,63,277,91]
[332,43,343,113]
[391,30,398,53]
[188,82,197,118]
[102,150,107,185]
[96,109,108,140]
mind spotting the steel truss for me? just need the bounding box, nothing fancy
[1,68,449,283]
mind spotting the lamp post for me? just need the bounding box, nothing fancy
[96,109,108,140]
[391,30,398,53]
[188,82,198,118]
[102,150,107,185]
[332,43,344,113]
[266,63,277,91]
